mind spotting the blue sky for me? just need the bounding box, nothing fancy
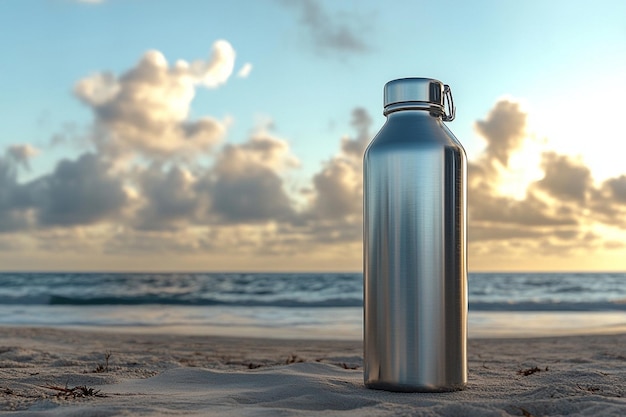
[0,0,625,271]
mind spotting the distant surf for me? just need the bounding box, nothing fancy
[1,272,625,310]
[1,272,625,338]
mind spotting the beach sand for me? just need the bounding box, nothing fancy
[1,327,625,416]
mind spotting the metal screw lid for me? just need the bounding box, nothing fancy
[383,77,455,121]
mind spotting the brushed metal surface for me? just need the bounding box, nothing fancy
[384,78,444,108]
[363,107,467,392]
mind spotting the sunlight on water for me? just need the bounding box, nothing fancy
[469,312,626,339]
[2,305,626,340]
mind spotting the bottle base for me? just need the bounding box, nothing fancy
[365,381,466,393]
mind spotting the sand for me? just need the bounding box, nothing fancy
[1,326,625,416]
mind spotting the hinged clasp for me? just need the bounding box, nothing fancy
[442,84,455,122]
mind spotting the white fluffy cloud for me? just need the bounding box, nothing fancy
[210,129,299,224]
[133,164,206,231]
[128,124,299,231]
[237,63,253,78]
[74,41,235,160]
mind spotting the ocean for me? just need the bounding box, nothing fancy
[1,272,625,339]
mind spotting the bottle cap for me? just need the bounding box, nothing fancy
[383,78,455,121]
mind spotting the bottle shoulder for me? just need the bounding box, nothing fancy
[365,115,465,157]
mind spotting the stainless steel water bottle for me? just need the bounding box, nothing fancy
[363,77,467,392]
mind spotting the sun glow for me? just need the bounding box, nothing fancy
[494,134,545,200]
[528,74,626,184]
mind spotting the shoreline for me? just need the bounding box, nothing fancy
[2,326,626,415]
[2,308,626,340]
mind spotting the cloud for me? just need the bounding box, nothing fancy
[535,152,592,202]
[468,98,626,262]
[286,107,372,248]
[604,175,626,203]
[237,63,253,78]
[27,153,128,227]
[308,158,361,220]
[133,164,206,231]
[340,107,371,158]
[0,155,32,232]
[0,150,128,232]
[468,100,582,246]
[74,41,235,160]
[304,108,369,222]
[279,0,371,55]
[122,108,373,253]
[128,124,299,231]
[210,129,298,224]
[588,176,626,229]
[470,190,578,229]
[6,144,38,170]
[475,100,527,168]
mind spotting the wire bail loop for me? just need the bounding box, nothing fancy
[442,84,455,122]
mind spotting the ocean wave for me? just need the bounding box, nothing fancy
[469,301,626,312]
[2,272,626,312]
[2,295,626,311]
[44,295,364,308]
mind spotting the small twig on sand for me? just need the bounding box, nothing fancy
[94,351,112,373]
[517,366,548,376]
[39,384,107,398]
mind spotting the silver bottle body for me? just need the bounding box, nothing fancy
[363,109,467,392]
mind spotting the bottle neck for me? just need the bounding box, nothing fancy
[384,102,445,119]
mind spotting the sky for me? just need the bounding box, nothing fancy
[0,0,625,272]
